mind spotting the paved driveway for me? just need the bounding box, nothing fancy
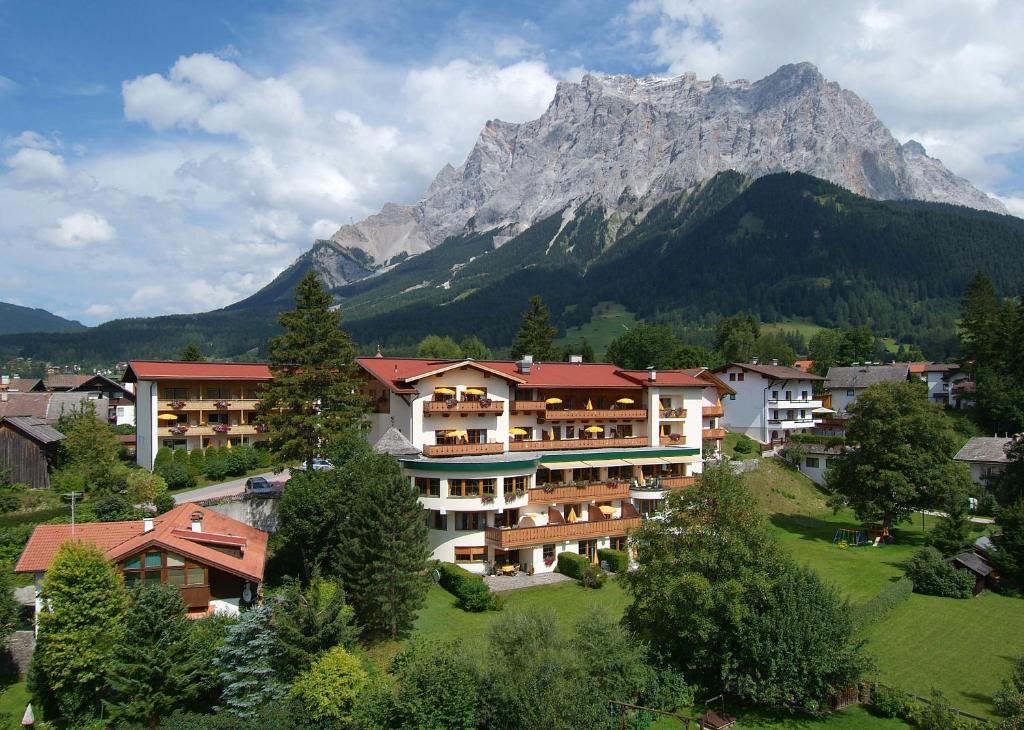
[174,469,291,504]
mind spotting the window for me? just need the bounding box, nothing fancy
[164,387,189,399]
[415,477,440,497]
[729,394,736,400]
[737,372,745,381]
[564,426,576,439]
[772,390,779,399]
[162,439,188,450]
[448,479,496,498]
[455,512,487,531]
[801,390,808,400]
[205,387,228,399]
[805,457,820,468]
[504,475,528,497]
[846,389,855,397]
[610,536,627,551]
[207,412,229,424]
[425,510,447,530]
[454,546,487,563]
[579,540,597,562]
[617,425,633,437]
[122,550,206,589]
[542,544,555,561]
[785,390,792,400]
[494,509,519,528]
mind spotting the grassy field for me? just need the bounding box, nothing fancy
[649,704,909,729]
[760,320,825,340]
[556,301,637,357]
[0,680,30,728]
[724,431,762,460]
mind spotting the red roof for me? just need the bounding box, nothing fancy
[908,362,928,374]
[123,360,272,382]
[357,357,707,391]
[15,502,268,582]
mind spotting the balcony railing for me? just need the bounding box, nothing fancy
[659,408,688,419]
[528,481,631,504]
[659,435,686,446]
[159,398,261,412]
[702,427,726,440]
[422,442,505,457]
[631,475,697,491]
[542,408,647,421]
[510,401,547,413]
[157,425,263,437]
[509,436,649,452]
[423,400,504,415]
[484,516,641,548]
[702,404,724,418]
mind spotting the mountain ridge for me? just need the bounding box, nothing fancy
[0,302,86,336]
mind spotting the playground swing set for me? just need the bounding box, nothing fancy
[832,525,891,548]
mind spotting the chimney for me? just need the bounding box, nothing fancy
[771,359,779,366]
[143,518,154,533]
[751,357,759,365]
[648,369,657,382]
[569,355,582,364]
[517,355,534,374]
[190,510,204,532]
[1,389,7,403]
[0,375,8,385]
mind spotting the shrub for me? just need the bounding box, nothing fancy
[172,448,189,467]
[226,448,249,477]
[904,547,975,599]
[203,448,229,481]
[289,646,368,723]
[871,684,916,721]
[580,564,606,589]
[156,461,196,491]
[92,493,137,521]
[556,551,590,579]
[437,562,500,612]
[188,448,206,476]
[853,577,913,629]
[733,436,755,454]
[597,548,629,573]
[153,447,173,472]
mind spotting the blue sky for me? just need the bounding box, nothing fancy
[2,0,1022,324]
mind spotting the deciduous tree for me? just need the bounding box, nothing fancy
[416,334,463,359]
[388,639,481,730]
[256,272,367,470]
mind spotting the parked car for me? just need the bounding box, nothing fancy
[309,458,334,471]
[245,476,273,495]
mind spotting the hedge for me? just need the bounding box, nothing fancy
[853,577,913,629]
[556,551,590,580]
[436,562,500,612]
[597,548,629,573]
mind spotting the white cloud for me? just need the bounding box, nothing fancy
[0,75,17,94]
[4,148,67,186]
[40,211,116,249]
[624,0,1024,191]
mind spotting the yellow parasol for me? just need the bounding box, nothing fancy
[585,399,593,410]
[435,387,455,395]
[509,427,528,436]
[567,507,578,523]
[616,397,635,405]
[226,439,233,449]
[447,429,468,438]
[584,425,604,433]
[545,397,562,405]
[598,505,616,516]
[158,413,178,421]
[464,388,485,396]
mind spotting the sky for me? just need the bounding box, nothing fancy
[2,0,1023,325]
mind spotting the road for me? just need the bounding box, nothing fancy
[173,468,292,504]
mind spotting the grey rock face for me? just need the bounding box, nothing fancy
[331,61,1006,266]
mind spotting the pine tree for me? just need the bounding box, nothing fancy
[107,585,203,727]
[334,450,430,640]
[510,295,560,361]
[273,572,359,679]
[29,542,129,721]
[216,605,286,719]
[178,342,204,361]
[959,272,1002,369]
[256,272,368,469]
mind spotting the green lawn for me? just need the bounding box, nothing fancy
[649,705,909,729]
[760,320,825,340]
[556,301,638,358]
[0,681,31,728]
[724,431,762,460]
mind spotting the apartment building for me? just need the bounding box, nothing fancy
[123,361,271,470]
[681,367,734,455]
[357,355,726,574]
[711,361,824,445]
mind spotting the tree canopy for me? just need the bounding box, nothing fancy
[510,295,560,361]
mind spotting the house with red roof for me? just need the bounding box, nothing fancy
[123,360,272,469]
[356,354,728,575]
[16,501,268,623]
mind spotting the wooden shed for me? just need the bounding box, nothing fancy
[0,417,65,489]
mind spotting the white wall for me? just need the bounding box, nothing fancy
[136,380,157,469]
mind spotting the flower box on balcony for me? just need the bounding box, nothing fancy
[169,400,186,409]
[481,495,495,505]
[170,425,189,435]
[213,400,232,409]
[212,424,232,433]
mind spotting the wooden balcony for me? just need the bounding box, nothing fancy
[157,425,263,437]
[422,442,505,457]
[528,481,631,504]
[510,401,547,413]
[509,436,649,452]
[484,516,641,548]
[659,435,687,446]
[702,427,726,440]
[423,400,504,415]
[159,399,261,412]
[542,408,647,421]
[702,404,724,418]
[659,476,697,489]
[659,408,688,419]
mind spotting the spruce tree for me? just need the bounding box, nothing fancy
[334,450,429,640]
[30,542,128,721]
[510,295,560,361]
[216,605,286,719]
[959,272,1002,369]
[107,584,203,727]
[178,342,204,361]
[256,272,368,469]
[273,572,359,679]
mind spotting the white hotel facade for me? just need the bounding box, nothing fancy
[711,361,825,445]
[357,356,732,574]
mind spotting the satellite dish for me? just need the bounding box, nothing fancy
[242,582,253,604]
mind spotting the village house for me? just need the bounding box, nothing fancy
[357,355,729,574]
[819,364,910,437]
[123,360,272,470]
[710,361,825,445]
[15,502,268,622]
[0,416,64,489]
[954,436,1013,486]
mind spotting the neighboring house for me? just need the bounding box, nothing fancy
[123,360,272,470]
[824,364,910,414]
[15,502,268,621]
[0,417,64,489]
[357,355,710,574]
[793,359,815,373]
[681,368,735,456]
[0,391,111,425]
[915,363,969,406]
[954,436,1012,486]
[710,361,825,445]
[0,376,44,392]
[43,374,92,391]
[64,373,137,426]
[790,441,845,486]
